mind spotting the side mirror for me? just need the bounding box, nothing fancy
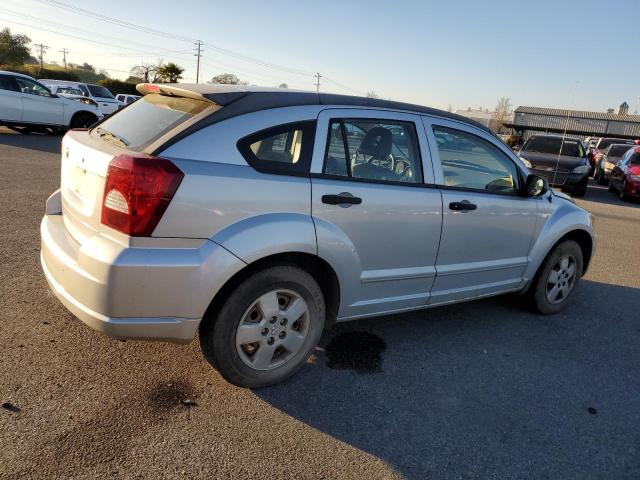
[522,174,548,197]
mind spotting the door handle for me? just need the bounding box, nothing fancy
[449,200,477,211]
[322,193,362,205]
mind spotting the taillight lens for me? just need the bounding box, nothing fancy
[101,153,184,236]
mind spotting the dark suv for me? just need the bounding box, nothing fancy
[518,134,590,197]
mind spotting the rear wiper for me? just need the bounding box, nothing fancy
[95,127,129,147]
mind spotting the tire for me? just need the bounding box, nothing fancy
[608,180,616,193]
[199,266,325,388]
[528,240,583,314]
[596,165,607,185]
[571,185,587,198]
[619,178,628,201]
[70,112,98,129]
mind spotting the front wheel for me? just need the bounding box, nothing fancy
[70,112,98,129]
[200,266,325,388]
[528,240,583,314]
[618,178,629,201]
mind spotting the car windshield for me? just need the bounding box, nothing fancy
[91,93,215,150]
[87,84,115,99]
[523,137,583,157]
[608,145,632,158]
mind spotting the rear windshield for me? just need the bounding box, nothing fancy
[523,137,583,157]
[91,93,214,151]
[608,145,632,157]
[598,138,634,150]
[87,84,115,99]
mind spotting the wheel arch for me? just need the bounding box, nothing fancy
[69,110,98,128]
[201,251,341,331]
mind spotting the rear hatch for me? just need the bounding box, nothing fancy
[59,89,217,244]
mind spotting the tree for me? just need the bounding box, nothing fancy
[130,62,160,83]
[492,97,512,133]
[0,28,31,66]
[278,83,288,89]
[156,62,184,83]
[80,62,95,72]
[210,73,242,85]
[366,91,379,99]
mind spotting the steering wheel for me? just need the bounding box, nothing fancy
[390,155,413,179]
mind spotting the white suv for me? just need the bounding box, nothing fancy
[0,70,102,132]
[40,79,122,115]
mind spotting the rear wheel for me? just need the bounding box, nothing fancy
[199,266,325,388]
[70,112,98,129]
[528,240,583,314]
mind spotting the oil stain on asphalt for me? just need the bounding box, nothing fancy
[324,331,386,374]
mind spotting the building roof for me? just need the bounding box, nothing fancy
[515,106,640,123]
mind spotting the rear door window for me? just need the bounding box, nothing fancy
[0,75,18,91]
[323,118,423,184]
[91,93,215,151]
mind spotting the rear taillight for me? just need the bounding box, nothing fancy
[101,153,184,236]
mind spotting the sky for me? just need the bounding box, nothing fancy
[2,0,639,112]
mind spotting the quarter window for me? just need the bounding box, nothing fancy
[323,119,423,184]
[237,121,316,175]
[433,126,519,194]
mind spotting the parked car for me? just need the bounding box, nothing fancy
[608,146,640,201]
[0,70,102,132]
[40,84,595,387]
[47,85,100,108]
[517,134,590,197]
[591,137,636,174]
[39,79,121,115]
[594,143,634,184]
[115,94,140,105]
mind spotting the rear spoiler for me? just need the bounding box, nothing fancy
[136,83,215,102]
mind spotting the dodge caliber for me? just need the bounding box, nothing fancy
[41,84,595,387]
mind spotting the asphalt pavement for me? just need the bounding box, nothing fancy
[1,128,639,479]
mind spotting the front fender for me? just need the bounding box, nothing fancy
[524,198,594,283]
[211,213,317,264]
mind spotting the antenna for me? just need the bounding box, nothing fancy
[552,81,579,188]
[194,40,204,84]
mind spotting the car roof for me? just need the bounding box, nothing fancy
[0,69,36,80]
[138,83,494,135]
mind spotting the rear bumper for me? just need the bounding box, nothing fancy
[40,211,245,343]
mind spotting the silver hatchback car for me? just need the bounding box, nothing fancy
[41,84,595,387]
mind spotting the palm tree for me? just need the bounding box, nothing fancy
[156,63,184,83]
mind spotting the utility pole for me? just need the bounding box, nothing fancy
[33,43,49,72]
[314,72,322,93]
[194,40,204,84]
[59,48,68,70]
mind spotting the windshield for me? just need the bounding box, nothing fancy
[523,137,583,157]
[608,145,632,158]
[598,138,634,150]
[87,84,115,99]
[91,93,215,150]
